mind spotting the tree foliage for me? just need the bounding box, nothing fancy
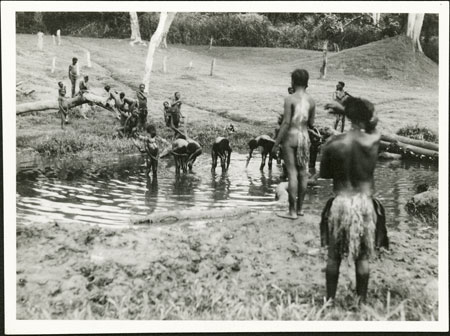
[15,12,439,62]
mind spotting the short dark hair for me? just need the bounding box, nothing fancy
[291,69,309,88]
[338,81,345,87]
[58,81,63,86]
[344,97,377,132]
[120,92,125,98]
[248,139,258,150]
[84,75,89,80]
[104,85,110,92]
[72,57,78,63]
[146,124,157,137]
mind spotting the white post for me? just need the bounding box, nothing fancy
[209,36,213,50]
[52,35,56,45]
[51,57,56,73]
[188,60,193,70]
[163,56,167,73]
[57,30,61,46]
[86,51,92,68]
[37,32,44,51]
[210,58,216,76]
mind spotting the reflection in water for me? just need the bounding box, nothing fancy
[16,152,438,227]
[211,172,231,201]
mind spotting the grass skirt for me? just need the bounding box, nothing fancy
[296,130,310,169]
[328,193,377,262]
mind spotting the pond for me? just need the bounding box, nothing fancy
[16,152,438,227]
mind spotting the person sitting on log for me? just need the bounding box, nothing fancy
[136,84,148,131]
[132,124,159,178]
[211,137,232,172]
[58,81,69,128]
[246,135,277,171]
[78,75,90,95]
[320,96,389,303]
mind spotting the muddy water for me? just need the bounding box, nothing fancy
[16,152,438,227]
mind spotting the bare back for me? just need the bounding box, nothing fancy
[284,92,315,148]
[320,130,380,194]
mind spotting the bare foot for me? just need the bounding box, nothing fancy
[276,212,298,220]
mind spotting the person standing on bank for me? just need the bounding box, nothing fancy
[272,69,316,219]
[320,97,388,302]
[68,57,78,98]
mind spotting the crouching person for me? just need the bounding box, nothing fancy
[319,97,389,302]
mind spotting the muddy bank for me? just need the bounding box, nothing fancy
[17,208,438,320]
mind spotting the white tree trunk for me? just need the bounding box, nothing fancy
[372,13,381,25]
[129,12,144,45]
[407,13,425,52]
[56,29,61,45]
[142,12,176,93]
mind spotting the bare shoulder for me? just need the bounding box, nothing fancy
[323,133,347,154]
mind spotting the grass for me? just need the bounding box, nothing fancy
[397,125,439,143]
[16,33,438,159]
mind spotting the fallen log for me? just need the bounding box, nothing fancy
[381,133,438,151]
[17,100,58,114]
[380,139,438,160]
[16,92,120,118]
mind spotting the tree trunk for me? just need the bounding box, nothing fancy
[142,12,176,93]
[406,13,425,52]
[129,12,143,45]
[372,13,381,25]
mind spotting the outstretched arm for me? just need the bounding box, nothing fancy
[132,138,146,153]
[273,97,292,151]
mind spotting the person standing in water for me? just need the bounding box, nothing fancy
[272,69,315,219]
[320,97,388,302]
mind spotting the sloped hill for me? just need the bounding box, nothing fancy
[329,35,438,88]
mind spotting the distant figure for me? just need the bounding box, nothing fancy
[163,101,172,126]
[58,81,69,128]
[132,124,159,178]
[331,81,351,132]
[136,84,148,130]
[78,75,89,95]
[68,57,78,97]
[246,135,277,171]
[170,92,184,128]
[272,69,315,219]
[211,137,232,172]
[320,97,388,302]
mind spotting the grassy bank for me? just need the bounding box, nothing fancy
[16,209,438,320]
[16,34,438,158]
